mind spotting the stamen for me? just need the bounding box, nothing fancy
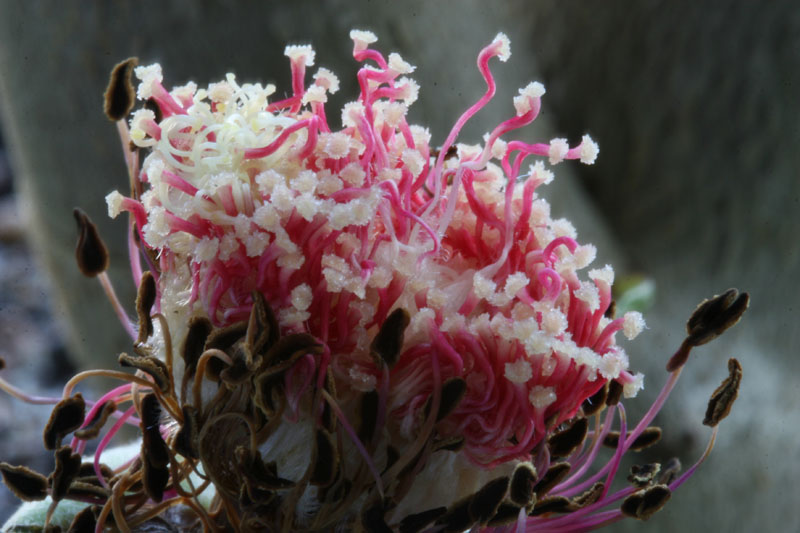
[104,57,138,121]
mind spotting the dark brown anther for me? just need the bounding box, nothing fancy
[359,390,379,444]
[469,476,509,524]
[50,446,82,501]
[219,345,252,386]
[311,429,338,486]
[140,394,169,469]
[547,417,589,458]
[118,352,170,392]
[487,503,522,527]
[704,358,743,427]
[606,380,623,406]
[0,463,49,501]
[253,372,283,418]
[73,209,109,277]
[436,377,467,422]
[144,97,163,124]
[103,57,138,121]
[181,316,213,376]
[205,321,248,353]
[629,426,662,451]
[571,481,604,509]
[435,496,475,532]
[74,401,116,440]
[686,289,749,346]
[534,461,571,498]
[604,300,616,319]
[173,405,199,459]
[142,460,170,503]
[77,462,113,483]
[657,457,682,485]
[44,393,86,450]
[246,291,279,364]
[510,461,538,507]
[529,496,571,516]
[398,507,447,533]
[370,308,410,369]
[603,426,662,451]
[68,505,99,532]
[65,481,110,500]
[362,500,393,533]
[0,356,5,371]
[582,384,608,416]
[135,271,156,343]
[261,333,323,369]
[621,484,671,520]
[628,463,661,488]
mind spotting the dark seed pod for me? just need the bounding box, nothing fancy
[469,476,509,524]
[582,384,608,416]
[534,461,571,498]
[50,446,82,501]
[44,393,86,450]
[135,271,156,343]
[621,484,671,520]
[703,358,743,427]
[0,463,48,501]
[628,463,661,488]
[548,417,588,458]
[73,209,109,277]
[509,462,538,507]
[68,505,99,533]
[398,507,447,533]
[118,352,170,392]
[103,57,138,121]
[370,308,410,368]
[74,401,116,440]
[529,495,571,516]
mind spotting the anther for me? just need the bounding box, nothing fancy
[534,461,571,498]
[74,400,116,440]
[547,417,589,458]
[73,209,109,277]
[620,484,671,520]
[370,308,410,369]
[135,271,156,343]
[43,393,85,450]
[469,476,510,524]
[628,462,661,488]
[398,507,447,533]
[703,358,743,427]
[0,463,48,501]
[49,446,82,501]
[509,461,538,507]
[103,57,138,121]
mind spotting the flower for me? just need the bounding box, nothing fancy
[0,31,748,532]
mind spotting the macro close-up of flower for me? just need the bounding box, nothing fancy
[0,21,755,533]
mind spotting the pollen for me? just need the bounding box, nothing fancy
[505,359,533,384]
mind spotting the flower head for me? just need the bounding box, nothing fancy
[0,32,749,532]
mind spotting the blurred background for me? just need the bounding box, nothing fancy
[0,0,797,529]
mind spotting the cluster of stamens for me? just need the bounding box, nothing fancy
[0,31,748,532]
